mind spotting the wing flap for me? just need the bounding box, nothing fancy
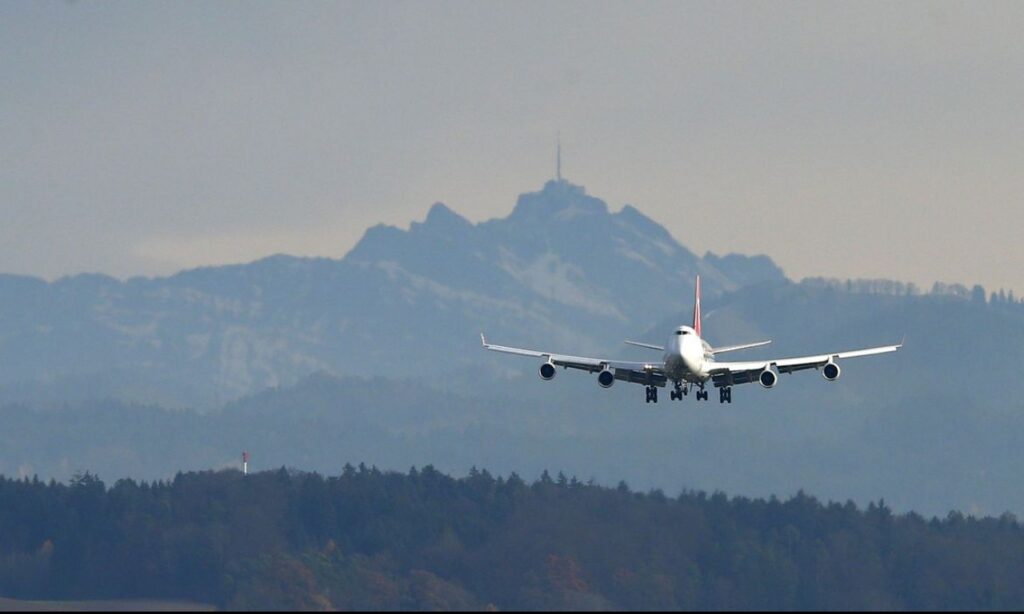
[614,368,668,387]
[711,369,761,387]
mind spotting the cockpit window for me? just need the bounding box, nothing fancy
[676,330,687,335]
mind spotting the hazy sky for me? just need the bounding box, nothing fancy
[3,1,1024,293]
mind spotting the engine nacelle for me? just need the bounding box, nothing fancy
[597,369,615,388]
[759,368,778,389]
[822,361,841,381]
[539,362,556,381]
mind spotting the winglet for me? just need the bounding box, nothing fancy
[480,333,487,347]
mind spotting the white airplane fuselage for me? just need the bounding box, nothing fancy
[662,326,713,383]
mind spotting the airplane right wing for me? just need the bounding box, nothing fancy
[481,334,668,387]
[707,341,903,387]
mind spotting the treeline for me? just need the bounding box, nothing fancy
[1,467,1024,610]
[801,276,1024,308]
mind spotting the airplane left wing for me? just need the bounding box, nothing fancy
[481,334,667,386]
[708,341,903,387]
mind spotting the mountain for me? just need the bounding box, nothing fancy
[0,179,783,408]
[6,178,1024,516]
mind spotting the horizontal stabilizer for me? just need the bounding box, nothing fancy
[624,340,665,351]
[711,340,772,354]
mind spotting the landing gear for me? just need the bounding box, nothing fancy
[719,386,732,404]
[693,384,708,402]
[670,382,685,401]
[645,386,659,404]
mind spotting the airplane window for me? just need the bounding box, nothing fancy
[676,331,686,335]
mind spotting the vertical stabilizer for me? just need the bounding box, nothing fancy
[693,275,702,337]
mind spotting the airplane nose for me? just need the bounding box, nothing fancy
[682,353,701,373]
[680,337,703,373]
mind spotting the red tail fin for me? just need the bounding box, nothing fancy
[693,275,702,337]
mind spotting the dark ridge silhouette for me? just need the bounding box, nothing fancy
[0,466,1021,610]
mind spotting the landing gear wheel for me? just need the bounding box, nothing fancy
[696,389,708,401]
[671,384,684,401]
[719,387,732,404]
[645,386,658,403]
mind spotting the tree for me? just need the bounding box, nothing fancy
[972,285,986,304]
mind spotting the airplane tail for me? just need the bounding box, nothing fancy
[693,275,702,337]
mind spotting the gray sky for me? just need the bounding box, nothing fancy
[3,1,1024,294]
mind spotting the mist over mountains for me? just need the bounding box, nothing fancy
[0,179,784,408]
[2,179,1024,517]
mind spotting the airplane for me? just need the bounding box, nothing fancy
[481,276,902,404]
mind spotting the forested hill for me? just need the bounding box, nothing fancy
[1,467,1023,611]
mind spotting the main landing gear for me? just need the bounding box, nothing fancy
[668,383,710,402]
[670,382,687,401]
[650,382,730,403]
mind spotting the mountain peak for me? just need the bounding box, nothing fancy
[542,178,585,194]
[422,202,472,232]
[507,180,608,224]
[617,204,669,237]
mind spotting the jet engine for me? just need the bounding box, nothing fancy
[822,361,841,381]
[539,362,556,381]
[597,369,615,388]
[758,368,778,388]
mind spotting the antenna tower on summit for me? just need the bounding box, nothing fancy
[556,133,562,181]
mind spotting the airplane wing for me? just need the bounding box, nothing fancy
[624,340,665,351]
[711,340,772,354]
[481,334,668,386]
[707,341,903,387]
